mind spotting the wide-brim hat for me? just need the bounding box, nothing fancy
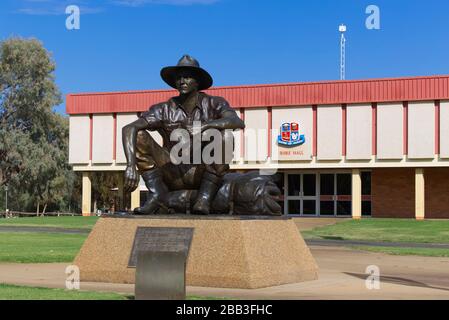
[160,55,213,91]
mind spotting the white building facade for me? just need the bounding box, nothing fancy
[67,75,449,219]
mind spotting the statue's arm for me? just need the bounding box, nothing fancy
[204,98,245,131]
[122,118,151,193]
[122,118,150,168]
[205,110,245,131]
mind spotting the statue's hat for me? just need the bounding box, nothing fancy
[161,55,213,91]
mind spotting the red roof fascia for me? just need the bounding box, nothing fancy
[66,75,449,115]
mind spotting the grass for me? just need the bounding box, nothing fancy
[351,246,449,258]
[0,284,130,300]
[0,217,95,263]
[2,217,449,261]
[302,218,449,244]
[188,296,233,300]
[0,232,88,263]
[0,217,233,299]
[0,284,229,300]
[0,216,99,230]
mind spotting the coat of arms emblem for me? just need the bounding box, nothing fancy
[278,122,305,146]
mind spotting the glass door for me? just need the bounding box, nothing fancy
[319,173,352,216]
[319,174,335,216]
[302,174,317,215]
[286,173,317,216]
[287,174,301,215]
[336,173,352,216]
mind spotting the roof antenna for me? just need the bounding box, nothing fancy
[339,24,347,80]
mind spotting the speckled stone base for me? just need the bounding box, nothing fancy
[74,215,319,289]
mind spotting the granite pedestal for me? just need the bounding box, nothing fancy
[74,215,319,289]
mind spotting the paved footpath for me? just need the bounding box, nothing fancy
[1,245,449,300]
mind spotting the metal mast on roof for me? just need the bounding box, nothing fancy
[339,24,347,80]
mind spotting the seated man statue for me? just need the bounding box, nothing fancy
[122,55,245,215]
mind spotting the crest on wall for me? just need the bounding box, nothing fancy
[277,122,305,147]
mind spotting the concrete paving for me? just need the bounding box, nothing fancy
[1,245,448,300]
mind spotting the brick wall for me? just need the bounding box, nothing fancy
[371,168,415,218]
[425,168,449,219]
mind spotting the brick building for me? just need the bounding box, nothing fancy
[67,75,449,219]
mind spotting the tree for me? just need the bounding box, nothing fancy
[0,37,61,132]
[0,37,76,213]
[91,172,121,212]
[17,113,74,213]
[0,128,27,186]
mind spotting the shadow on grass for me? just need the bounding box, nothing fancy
[321,236,345,240]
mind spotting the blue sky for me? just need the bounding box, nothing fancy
[1,0,449,114]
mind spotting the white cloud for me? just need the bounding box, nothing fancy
[17,7,104,16]
[112,0,220,6]
[15,0,219,15]
[16,0,104,15]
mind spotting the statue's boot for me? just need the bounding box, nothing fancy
[134,169,169,215]
[192,172,221,215]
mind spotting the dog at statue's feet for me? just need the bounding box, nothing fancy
[164,171,282,215]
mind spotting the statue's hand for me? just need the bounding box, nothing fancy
[124,165,139,193]
[185,123,211,136]
[184,124,195,136]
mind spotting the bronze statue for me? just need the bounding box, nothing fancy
[123,55,282,216]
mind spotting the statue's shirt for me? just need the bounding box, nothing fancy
[140,92,236,150]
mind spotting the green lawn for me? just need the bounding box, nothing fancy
[351,246,449,258]
[0,284,130,300]
[3,217,449,262]
[0,216,99,230]
[0,232,88,263]
[0,284,228,300]
[302,218,449,244]
[0,217,96,263]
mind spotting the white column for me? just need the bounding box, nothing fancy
[131,188,140,211]
[415,168,425,220]
[82,172,92,216]
[352,169,362,220]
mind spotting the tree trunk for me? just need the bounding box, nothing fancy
[36,202,40,216]
[42,203,47,215]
